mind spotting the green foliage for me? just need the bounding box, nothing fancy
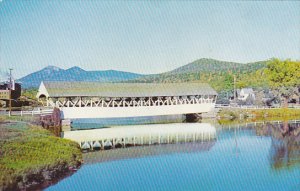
[169,58,267,74]
[1,136,81,170]
[251,108,300,118]
[265,59,300,106]
[131,59,269,92]
[223,74,234,91]
[265,59,300,88]
[22,88,38,100]
[132,69,268,92]
[236,81,247,89]
[218,108,300,120]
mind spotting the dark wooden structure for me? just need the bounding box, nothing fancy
[0,82,22,107]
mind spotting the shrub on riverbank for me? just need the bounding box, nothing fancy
[0,117,82,190]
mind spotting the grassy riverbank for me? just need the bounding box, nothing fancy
[0,116,82,191]
[218,108,300,120]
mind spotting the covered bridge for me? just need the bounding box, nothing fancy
[37,81,217,119]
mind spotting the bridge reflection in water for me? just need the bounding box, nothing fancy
[62,123,216,150]
[84,141,216,164]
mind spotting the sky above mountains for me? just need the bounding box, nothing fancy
[1,1,299,80]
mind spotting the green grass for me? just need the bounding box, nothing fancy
[217,108,300,125]
[249,108,300,117]
[0,116,82,190]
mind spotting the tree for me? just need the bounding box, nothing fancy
[224,74,234,91]
[265,59,300,107]
[236,81,247,89]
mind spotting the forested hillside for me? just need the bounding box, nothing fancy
[131,58,269,92]
[169,58,266,74]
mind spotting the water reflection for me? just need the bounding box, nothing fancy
[267,121,300,170]
[84,142,216,164]
[72,115,185,130]
[47,119,300,191]
[70,119,300,170]
[63,123,216,150]
[218,120,300,170]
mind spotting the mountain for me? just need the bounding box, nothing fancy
[133,58,268,81]
[18,58,269,90]
[169,58,267,74]
[18,66,144,88]
[130,58,269,91]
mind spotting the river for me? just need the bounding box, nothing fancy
[46,118,300,191]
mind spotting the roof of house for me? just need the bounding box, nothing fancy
[240,88,254,94]
[38,81,217,98]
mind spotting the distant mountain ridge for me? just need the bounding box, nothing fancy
[18,58,269,89]
[18,66,144,88]
[169,58,267,74]
[132,58,268,81]
[130,58,269,91]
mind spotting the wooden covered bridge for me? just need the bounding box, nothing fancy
[36,81,217,119]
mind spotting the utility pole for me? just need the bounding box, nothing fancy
[233,75,236,103]
[9,68,13,116]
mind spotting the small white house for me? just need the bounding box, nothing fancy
[237,88,255,102]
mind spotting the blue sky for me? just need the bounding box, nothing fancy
[0,1,299,79]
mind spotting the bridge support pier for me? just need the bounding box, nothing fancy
[112,139,115,149]
[185,113,202,122]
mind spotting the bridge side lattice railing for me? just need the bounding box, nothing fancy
[48,96,217,108]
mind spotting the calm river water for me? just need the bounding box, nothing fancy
[46,119,300,191]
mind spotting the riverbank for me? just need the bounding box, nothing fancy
[0,116,82,191]
[217,108,300,120]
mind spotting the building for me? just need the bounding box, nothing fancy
[0,90,9,100]
[37,81,218,119]
[237,88,255,102]
[0,82,22,107]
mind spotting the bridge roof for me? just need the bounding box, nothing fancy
[39,81,217,98]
